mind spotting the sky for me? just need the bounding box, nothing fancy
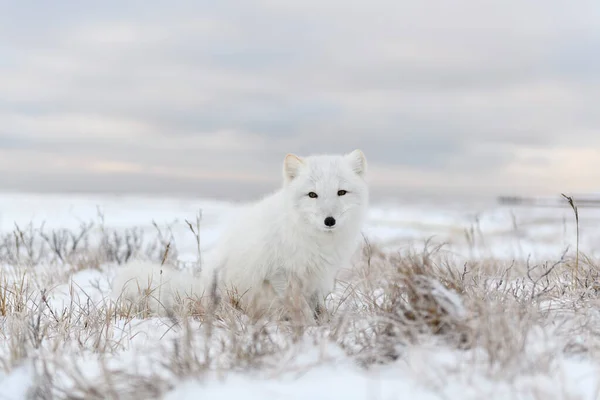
[1,0,599,201]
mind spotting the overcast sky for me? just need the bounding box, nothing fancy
[1,1,599,201]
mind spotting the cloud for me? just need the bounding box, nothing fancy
[0,0,599,200]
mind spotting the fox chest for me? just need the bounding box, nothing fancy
[265,238,346,276]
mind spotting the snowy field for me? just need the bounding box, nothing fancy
[1,191,600,399]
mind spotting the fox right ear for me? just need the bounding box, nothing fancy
[283,153,304,182]
[345,149,367,177]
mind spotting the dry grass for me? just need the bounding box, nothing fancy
[0,212,599,399]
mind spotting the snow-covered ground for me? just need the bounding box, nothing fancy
[1,192,599,399]
[1,191,596,260]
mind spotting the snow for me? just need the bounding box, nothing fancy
[0,366,34,400]
[0,191,595,260]
[1,191,599,399]
[163,348,600,400]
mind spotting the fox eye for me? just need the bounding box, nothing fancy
[308,192,318,198]
[337,190,348,196]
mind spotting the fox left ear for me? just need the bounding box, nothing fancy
[345,149,367,177]
[283,153,305,182]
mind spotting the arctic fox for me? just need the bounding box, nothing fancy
[112,150,369,323]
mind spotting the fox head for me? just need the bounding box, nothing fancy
[282,150,369,234]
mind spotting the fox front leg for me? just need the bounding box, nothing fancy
[309,290,330,324]
[267,272,315,324]
[310,270,339,323]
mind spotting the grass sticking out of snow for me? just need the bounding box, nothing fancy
[1,198,600,399]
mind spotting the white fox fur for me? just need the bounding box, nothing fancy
[111,150,369,323]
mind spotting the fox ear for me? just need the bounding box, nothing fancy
[283,153,304,182]
[345,149,367,177]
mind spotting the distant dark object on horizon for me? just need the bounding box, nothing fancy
[498,195,600,208]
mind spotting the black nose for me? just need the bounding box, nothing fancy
[324,216,336,227]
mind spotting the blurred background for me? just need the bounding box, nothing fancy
[1,1,599,203]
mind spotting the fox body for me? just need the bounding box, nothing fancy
[112,150,369,322]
